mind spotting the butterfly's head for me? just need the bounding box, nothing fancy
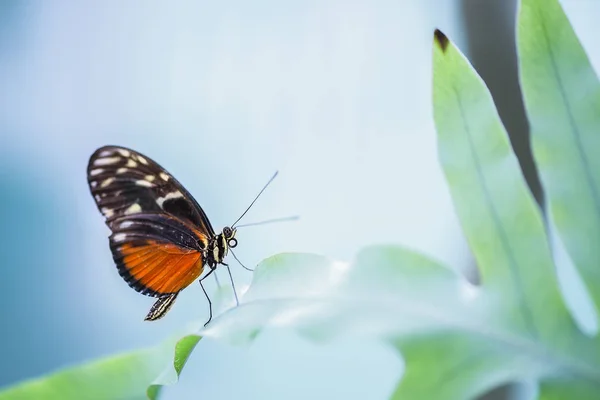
[210,227,238,265]
[222,226,238,248]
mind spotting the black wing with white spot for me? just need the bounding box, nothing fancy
[87,145,215,236]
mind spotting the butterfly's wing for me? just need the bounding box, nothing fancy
[87,145,215,236]
[87,146,213,306]
[109,213,207,296]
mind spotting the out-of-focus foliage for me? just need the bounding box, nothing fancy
[518,0,600,323]
[1,0,599,398]
[0,336,182,400]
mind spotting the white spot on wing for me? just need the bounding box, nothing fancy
[126,159,138,168]
[144,175,156,182]
[159,172,170,182]
[90,169,104,176]
[116,168,128,174]
[90,181,98,188]
[102,207,114,218]
[120,221,134,229]
[100,177,115,188]
[125,203,142,215]
[113,233,127,242]
[99,150,113,157]
[117,149,131,157]
[157,191,184,208]
[94,157,120,166]
[135,179,153,188]
[137,155,148,165]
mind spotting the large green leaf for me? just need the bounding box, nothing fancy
[0,330,200,400]
[3,246,600,399]
[2,1,600,399]
[517,0,600,316]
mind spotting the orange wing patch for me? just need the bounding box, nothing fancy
[115,241,204,295]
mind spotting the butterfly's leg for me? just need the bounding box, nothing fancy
[231,250,254,272]
[199,267,216,326]
[226,265,240,306]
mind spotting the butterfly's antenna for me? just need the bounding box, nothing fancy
[231,171,278,228]
[235,215,299,229]
[226,265,240,306]
[231,249,254,272]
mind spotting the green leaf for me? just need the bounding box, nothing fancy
[538,379,599,400]
[202,246,599,399]
[204,248,540,399]
[391,333,537,399]
[422,26,600,399]
[433,22,572,343]
[146,331,202,400]
[0,330,201,400]
[0,348,165,400]
[517,0,600,316]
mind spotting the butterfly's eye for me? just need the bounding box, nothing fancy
[228,238,238,248]
[223,227,232,236]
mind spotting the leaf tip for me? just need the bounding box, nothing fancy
[434,28,449,52]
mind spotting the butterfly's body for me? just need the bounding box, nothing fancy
[87,146,239,323]
[206,227,237,268]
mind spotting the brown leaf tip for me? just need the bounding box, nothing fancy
[434,29,449,52]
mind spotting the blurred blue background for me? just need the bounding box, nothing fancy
[0,1,599,399]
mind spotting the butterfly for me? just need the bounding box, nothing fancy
[87,145,279,325]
